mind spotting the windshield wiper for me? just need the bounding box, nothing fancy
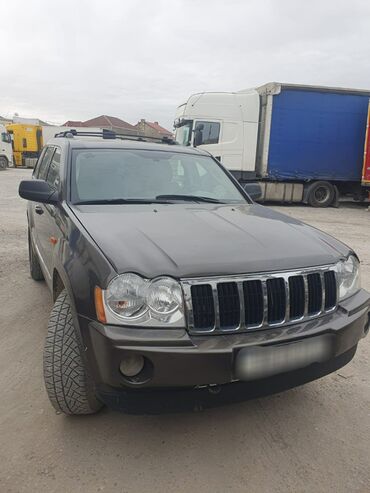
[155,194,223,203]
[74,198,170,205]
[75,195,225,205]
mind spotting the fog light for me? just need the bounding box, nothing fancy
[119,354,145,377]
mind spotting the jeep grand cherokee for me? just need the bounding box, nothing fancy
[18,130,370,415]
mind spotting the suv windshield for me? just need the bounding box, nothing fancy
[71,149,246,204]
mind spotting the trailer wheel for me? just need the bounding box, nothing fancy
[0,156,8,170]
[306,181,335,207]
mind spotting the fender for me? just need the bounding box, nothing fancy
[50,212,115,346]
[50,261,97,372]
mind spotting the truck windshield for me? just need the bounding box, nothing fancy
[175,121,192,146]
[71,149,247,205]
[1,132,11,144]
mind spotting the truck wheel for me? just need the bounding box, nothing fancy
[28,230,44,281]
[306,181,335,207]
[0,156,8,169]
[43,290,103,415]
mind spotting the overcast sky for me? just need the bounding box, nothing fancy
[1,0,370,130]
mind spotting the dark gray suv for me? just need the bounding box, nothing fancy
[19,131,370,415]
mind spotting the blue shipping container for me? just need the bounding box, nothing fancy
[267,87,370,182]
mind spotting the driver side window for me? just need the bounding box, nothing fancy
[46,148,61,190]
[194,121,220,146]
[34,147,54,180]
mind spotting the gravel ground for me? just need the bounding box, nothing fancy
[0,168,369,493]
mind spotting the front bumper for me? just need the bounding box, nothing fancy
[80,289,370,410]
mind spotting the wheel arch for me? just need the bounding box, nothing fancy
[0,154,8,168]
[51,263,97,378]
[52,269,65,302]
[51,265,81,333]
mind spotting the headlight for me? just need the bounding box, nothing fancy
[102,273,185,327]
[336,255,361,301]
[146,277,183,315]
[105,273,147,318]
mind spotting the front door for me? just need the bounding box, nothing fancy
[35,147,62,279]
[31,146,61,282]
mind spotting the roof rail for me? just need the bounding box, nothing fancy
[54,128,178,145]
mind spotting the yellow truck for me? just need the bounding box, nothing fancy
[6,123,43,167]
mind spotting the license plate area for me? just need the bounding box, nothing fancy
[234,335,334,381]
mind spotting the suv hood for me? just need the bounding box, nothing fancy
[72,203,349,279]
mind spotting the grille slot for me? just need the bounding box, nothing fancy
[191,284,215,330]
[324,270,337,309]
[185,267,337,334]
[307,273,322,314]
[266,278,286,323]
[289,275,305,319]
[243,280,264,326]
[217,282,240,329]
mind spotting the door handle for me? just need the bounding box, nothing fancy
[35,205,44,215]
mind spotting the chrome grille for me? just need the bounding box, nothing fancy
[266,278,286,323]
[191,284,215,330]
[243,280,264,326]
[182,267,338,334]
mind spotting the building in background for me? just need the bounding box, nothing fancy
[135,119,173,139]
[0,115,12,125]
[63,115,138,135]
[11,116,51,126]
[61,120,84,127]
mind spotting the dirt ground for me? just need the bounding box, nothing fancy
[0,168,369,493]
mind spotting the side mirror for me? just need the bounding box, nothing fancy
[19,180,59,204]
[242,182,262,201]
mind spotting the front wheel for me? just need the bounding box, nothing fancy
[43,290,103,415]
[306,181,335,207]
[0,156,8,170]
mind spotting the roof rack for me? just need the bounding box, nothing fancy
[54,128,178,145]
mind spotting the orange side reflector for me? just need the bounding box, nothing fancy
[94,286,107,324]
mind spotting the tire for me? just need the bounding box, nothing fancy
[0,156,8,170]
[28,230,44,281]
[43,290,103,415]
[306,181,335,207]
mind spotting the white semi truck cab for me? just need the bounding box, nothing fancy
[175,83,370,207]
[0,124,13,169]
[174,90,260,181]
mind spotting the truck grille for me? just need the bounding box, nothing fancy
[182,268,337,334]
